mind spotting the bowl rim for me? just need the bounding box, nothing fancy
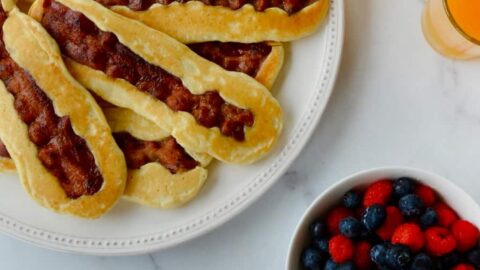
[285,166,480,269]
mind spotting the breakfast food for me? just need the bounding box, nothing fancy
[0,47,283,209]
[0,41,283,170]
[0,0,325,218]
[0,65,282,209]
[21,0,284,88]
[301,177,480,270]
[0,139,14,171]
[16,0,32,11]
[0,50,283,210]
[19,0,285,86]
[105,107,210,208]
[0,1,284,207]
[0,1,284,208]
[94,0,330,43]
[30,0,283,165]
[0,105,209,209]
[0,5,126,218]
[102,40,282,207]
[188,42,284,89]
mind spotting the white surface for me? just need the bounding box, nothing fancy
[1,0,480,268]
[0,0,342,255]
[287,167,480,269]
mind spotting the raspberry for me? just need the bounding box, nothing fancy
[452,264,475,270]
[353,241,372,270]
[451,220,480,252]
[363,179,393,207]
[376,206,404,240]
[326,207,352,234]
[415,184,437,206]
[434,203,459,228]
[425,226,457,257]
[391,223,425,252]
[329,235,355,264]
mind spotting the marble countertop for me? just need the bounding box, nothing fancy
[2,0,480,269]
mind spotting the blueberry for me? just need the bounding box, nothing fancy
[431,258,443,270]
[398,194,425,218]
[324,259,337,270]
[336,262,356,270]
[386,244,411,269]
[468,248,480,269]
[359,224,373,239]
[440,251,461,269]
[371,244,388,266]
[365,232,384,245]
[313,238,329,253]
[339,217,362,238]
[310,221,328,238]
[343,190,361,209]
[362,204,386,231]
[411,253,433,270]
[420,207,438,229]
[393,177,415,198]
[301,248,325,270]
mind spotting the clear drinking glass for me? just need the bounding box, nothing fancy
[422,0,480,59]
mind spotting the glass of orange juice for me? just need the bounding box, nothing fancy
[422,0,480,59]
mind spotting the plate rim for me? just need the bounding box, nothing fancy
[0,0,345,256]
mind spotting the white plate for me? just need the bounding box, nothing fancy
[0,0,344,255]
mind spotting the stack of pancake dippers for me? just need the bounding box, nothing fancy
[0,0,329,218]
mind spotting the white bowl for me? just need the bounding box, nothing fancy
[286,167,480,269]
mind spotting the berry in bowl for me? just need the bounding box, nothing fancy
[286,167,480,270]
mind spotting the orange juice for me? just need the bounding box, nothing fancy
[422,0,480,59]
[447,0,480,42]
